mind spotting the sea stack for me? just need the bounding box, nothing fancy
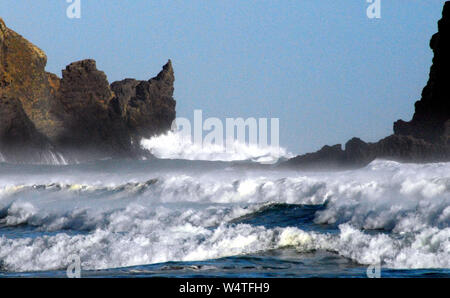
[394,3,450,143]
[286,2,450,169]
[0,17,176,163]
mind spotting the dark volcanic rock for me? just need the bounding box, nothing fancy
[288,144,346,169]
[394,2,450,143]
[374,134,448,162]
[53,59,132,159]
[110,60,176,141]
[287,2,450,170]
[0,95,52,162]
[288,134,449,170]
[0,18,176,163]
[343,137,374,166]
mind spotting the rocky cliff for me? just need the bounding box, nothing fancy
[0,17,175,163]
[287,2,450,169]
[394,3,450,143]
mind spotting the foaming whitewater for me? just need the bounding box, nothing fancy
[140,131,293,164]
[0,158,449,276]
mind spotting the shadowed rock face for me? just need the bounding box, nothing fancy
[0,95,52,163]
[110,60,176,140]
[287,2,450,170]
[394,2,450,143]
[0,18,176,162]
[52,59,132,159]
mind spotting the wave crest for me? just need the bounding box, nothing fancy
[140,131,293,163]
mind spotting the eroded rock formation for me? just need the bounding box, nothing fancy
[0,17,176,163]
[394,3,450,143]
[287,2,450,169]
[110,60,176,140]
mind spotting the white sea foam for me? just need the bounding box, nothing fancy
[0,160,448,271]
[0,212,448,271]
[278,224,450,269]
[140,131,293,163]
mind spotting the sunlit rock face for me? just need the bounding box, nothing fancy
[0,18,176,163]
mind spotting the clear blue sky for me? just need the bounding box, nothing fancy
[0,0,446,154]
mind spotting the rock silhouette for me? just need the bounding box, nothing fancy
[287,2,450,169]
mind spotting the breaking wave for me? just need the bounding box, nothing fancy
[140,131,293,164]
[0,159,449,272]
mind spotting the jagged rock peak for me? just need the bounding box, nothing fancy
[60,58,112,104]
[0,18,6,41]
[0,17,176,163]
[154,59,174,84]
[64,59,98,72]
[394,1,450,142]
[286,2,450,169]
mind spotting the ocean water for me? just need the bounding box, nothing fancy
[0,134,449,278]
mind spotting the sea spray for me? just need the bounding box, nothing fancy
[0,159,448,272]
[141,130,293,163]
